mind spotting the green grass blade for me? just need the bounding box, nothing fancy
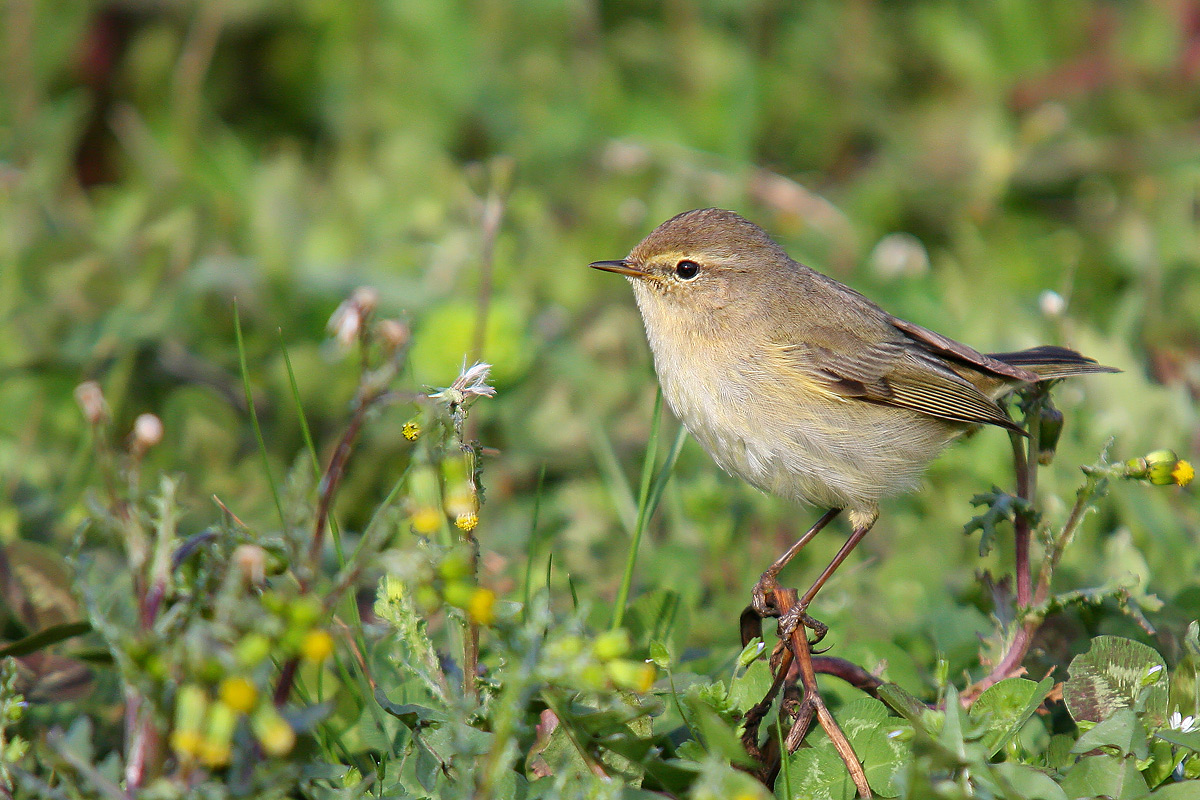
[610,388,664,630]
[590,423,638,535]
[522,463,547,623]
[234,299,286,532]
[278,329,346,566]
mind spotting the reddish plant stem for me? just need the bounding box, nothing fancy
[964,391,1047,703]
[304,392,372,586]
[1010,433,1033,609]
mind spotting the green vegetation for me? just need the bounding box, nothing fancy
[1,1,1198,797]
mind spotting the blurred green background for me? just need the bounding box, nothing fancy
[2,0,1198,684]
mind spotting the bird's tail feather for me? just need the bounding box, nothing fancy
[987,345,1120,380]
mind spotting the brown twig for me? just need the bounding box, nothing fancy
[772,588,872,798]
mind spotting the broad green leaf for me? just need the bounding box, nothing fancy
[839,697,911,798]
[1059,753,1149,800]
[1151,781,1200,798]
[990,763,1069,800]
[969,676,1053,757]
[690,703,754,766]
[1071,708,1148,759]
[1155,728,1200,753]
[1064,636,1169,727]
[727,659,774,715]
[776,744,854,800]
[1169,655,1200,720]
[1142,740,1182,790]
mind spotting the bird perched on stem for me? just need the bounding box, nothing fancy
[591,208,1116,634]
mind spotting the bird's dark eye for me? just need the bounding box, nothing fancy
[674,259,700,280]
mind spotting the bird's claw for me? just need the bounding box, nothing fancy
[778,604,827,647]
[751,572,781,618]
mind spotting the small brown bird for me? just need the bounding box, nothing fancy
[592,208,1116,630]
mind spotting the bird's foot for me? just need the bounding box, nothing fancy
[751,572,781,618]
[778,603,827,647]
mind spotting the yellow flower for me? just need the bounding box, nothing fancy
[218,677,258,714]
[455,512,478,531]
[606,660,657,693]
[301,630,335,663]
[468,588,496,626]
[253,708,296,756]
[169,729,203,759]
[1174,460,1195,487]
[410,506,442,534]
[200,704,236,767]
[402,421,420,441]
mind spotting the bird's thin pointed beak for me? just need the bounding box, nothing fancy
[589,259,648,278]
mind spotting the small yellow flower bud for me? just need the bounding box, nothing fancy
[1036,405,1064,465]
[169,729,203,759]
[1125,450,1190,486]
[402,420,421,441]
[201,703,237,767]
[455,512,478,531]
[173,684,209,742]
[410,506,443,534]
[443,580,475,610]
[438,552,473,581]
[592,630,631,661]
[301,630,334,663]
[606,659,656,693]
[1174,460,1194,487]
[467,588,496,626]
[252,707,296,756]
[236,634,272,669]
[287,596,322,629]
[218,677,258,714]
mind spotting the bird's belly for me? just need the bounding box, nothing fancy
[659,368,959,512]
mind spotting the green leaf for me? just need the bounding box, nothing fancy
[963,488,1035,557]
[648,640,671,668]
[690,703,754,767]
[727,659,774,716]
[1142,739,1182,790]
[373,690,446,730]
[1150,781,1200,798]
[0,620,91,658]
[1059,753,1149,800]
[1064,635,1169,727]
[839,697,911,798]
[969,676,1053,757]
[1071,708,1149,759]
[1155,728,1200,753]
[990,763,1069,800]
[776,744,855,800]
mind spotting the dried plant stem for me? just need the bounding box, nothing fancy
[773,588,872,798]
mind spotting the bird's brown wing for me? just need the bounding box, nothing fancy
[777,329,1022,432]
[889,316,1039,382]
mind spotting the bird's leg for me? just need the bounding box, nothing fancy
[777,509,878,640]
[751,508,841,618]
